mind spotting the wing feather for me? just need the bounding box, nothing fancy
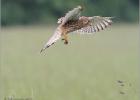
[57,6,82,24]
[77,16,113,34]
[40,27,62,52]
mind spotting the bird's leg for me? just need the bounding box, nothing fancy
[61,38,65,41]
[62,32,68,44]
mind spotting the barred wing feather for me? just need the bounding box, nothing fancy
[40,27,62,52]
[77,16,113,34]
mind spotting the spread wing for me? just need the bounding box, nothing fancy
[77,16,113,34]
[57,6,82,24]
[40,27,62,53]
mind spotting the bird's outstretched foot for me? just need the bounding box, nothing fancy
[62,38,68,44]
[64,40,68,45]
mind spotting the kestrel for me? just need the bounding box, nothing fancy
[40,6,113,52]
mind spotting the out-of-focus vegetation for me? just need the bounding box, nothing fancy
[1,0,139,26]
[1,24,139,100]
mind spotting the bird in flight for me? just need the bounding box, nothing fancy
[40,6,113,53]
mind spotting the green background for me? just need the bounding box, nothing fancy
[1,0,139,26]
[0,0,139,100]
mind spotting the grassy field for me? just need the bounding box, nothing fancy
[1,24,139,100]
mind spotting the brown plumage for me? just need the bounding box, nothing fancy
[40,6,113,52]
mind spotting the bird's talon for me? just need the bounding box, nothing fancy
[64,41,68,44]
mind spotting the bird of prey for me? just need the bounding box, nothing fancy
[40,6,113,52]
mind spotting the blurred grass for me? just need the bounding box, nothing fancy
[0,24,139,100]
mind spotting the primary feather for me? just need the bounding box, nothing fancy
[77,16,113,34]
[40,27,62,53]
